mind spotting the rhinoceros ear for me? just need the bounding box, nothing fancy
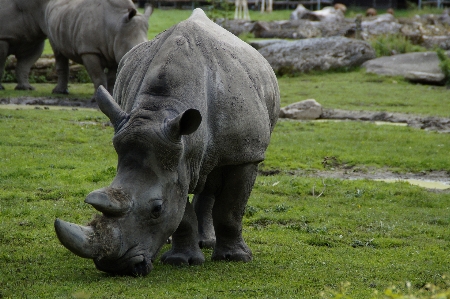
[143,5,153,19]
[95,86,129,132]
[166,109,202,140]
[127,8,137,21]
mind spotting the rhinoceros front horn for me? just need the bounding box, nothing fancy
[95,86,128,132]
[54,219,96,259]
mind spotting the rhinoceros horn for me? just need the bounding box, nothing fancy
[54,219,96,259]
[85,188,131,216]
[95,86,128,132]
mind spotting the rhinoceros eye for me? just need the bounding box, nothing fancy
[150,200,163,218]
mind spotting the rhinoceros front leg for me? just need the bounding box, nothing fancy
[81,54,107,94]
[52,51,70,94]
[0,41,8,90]
[192,193,216,249]
[211,163,258,262]
[14,41,44,90]
[160,198,205,266]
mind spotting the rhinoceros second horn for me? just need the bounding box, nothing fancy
[54,219,96,259]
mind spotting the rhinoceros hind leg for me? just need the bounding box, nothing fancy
[52,51,70,94]
[0,41,7,90]
[210,163,257,262]
[14,41,44,91]
[161,198,205,266]
[192,193,216,249]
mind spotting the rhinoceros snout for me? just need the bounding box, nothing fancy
[94,254,153,276]
[130,258,152,276]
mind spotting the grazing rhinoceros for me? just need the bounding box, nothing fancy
[0,0,47,90]
[54,8,280,276]
[45,0,152,95]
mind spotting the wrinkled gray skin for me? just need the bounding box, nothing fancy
[54,9,280,276]
[45,0,152,95]
[0,1,47,90]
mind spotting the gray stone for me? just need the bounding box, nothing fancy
[280,99,323,120]
[362,52,449,84]
[361,14,402,37]
[257,37,376,75]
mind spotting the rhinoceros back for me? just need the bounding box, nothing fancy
[114,9,280,164]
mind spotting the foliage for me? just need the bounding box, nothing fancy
[436,48,450,87]
[75,67,92,84]
[369,34,427,57]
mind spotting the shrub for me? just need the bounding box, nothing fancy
[436,47,450,87]
[369,34,426,57]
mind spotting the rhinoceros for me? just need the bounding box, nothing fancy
[54,8,280,276]
[0,1,47,90]
[45,0,152,94]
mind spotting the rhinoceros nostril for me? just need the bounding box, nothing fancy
[131,259,152,276]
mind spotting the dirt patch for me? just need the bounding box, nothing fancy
[0,96,98,108]
[260,167,450,191]
[320,108,450,133]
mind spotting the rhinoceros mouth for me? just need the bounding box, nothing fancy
[94,244,154,277]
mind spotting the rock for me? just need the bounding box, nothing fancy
[362,51,449,84]
[252,20,322,39]
[362,13,402,37]
[250,39,285,50]
[215,19,254,36]
[291,5,345,23]
[257,37,376,75]
[279,99,323,120]
[422,35,450,50]
[290,4,309,20]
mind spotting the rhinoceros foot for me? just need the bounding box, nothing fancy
[160,247,205,266]
[0,84,4,90]
[212,241,253,262]
[198,237,216,249]
[15,84,35,91]
[52,87,69,94]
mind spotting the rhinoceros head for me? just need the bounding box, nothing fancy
[113,5,153,64]
[55,86,202,276]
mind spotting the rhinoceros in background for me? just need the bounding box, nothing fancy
[54,8,280,276]
[0,1,47,90]
[45,0,152,95]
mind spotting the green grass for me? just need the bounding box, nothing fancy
[263,119,450,172]
[3,7,450,299]
[278,69,450,118]
[1,101,450,298]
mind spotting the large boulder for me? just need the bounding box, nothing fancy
[361,13,402,37]
[256,37,375,75]
[362,51,449,84]
[252,20,322,39]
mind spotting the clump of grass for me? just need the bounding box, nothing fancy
[436,47,450,87]
[369,34,427,57]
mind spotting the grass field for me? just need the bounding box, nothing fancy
[2,6,450,299]
[1,95,450,298]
